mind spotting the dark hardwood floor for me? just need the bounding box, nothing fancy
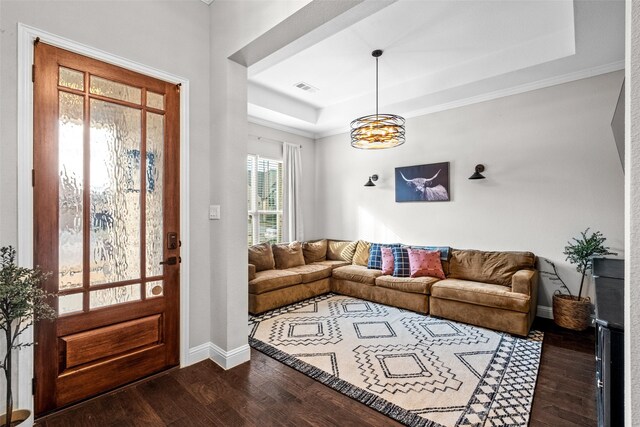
[36,317,596,427]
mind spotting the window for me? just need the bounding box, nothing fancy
[247,155,283,246]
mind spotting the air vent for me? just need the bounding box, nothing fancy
[293,82,319,93]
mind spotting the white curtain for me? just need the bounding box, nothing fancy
[283,142,304,242]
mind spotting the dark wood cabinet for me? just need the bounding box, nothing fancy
[593,257,624,427]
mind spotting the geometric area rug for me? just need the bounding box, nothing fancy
[249,294,543,427]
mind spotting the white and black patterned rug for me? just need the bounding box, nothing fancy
[249,294,543,427]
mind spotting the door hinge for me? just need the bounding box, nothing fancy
[32,169,35,187]
[32,64,35,83]
[32,377,36,395]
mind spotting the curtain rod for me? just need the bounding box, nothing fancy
[249,134,302,149]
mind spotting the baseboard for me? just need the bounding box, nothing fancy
[536,305,553,319]
[187,342,212,365]
[210,343,251,369]
[187,342,251,370]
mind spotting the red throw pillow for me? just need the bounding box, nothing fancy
[408,248,445,279]
[381,246,395,275]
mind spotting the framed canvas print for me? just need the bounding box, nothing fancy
[395,162,450,202]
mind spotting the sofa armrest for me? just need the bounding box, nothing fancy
[511,269,538,296]
[248,264,256,282]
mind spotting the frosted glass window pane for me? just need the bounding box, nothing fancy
[146,92,164,110]
[90,99,141,285]
[59,293,83,315]
[90,284,141,309]
[90,75,141,104]
[146,280,163,298]
[146,113,164,277]
[59,67,84,91]
[58,91,84,291]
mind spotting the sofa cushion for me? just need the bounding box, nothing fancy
[333,265,383,285]
[286,264,333,283]
[375,275,440,295]
[367,243,400,270]
[248,243,275,272]
[408,248,446,279]
[327,240,358,262]
[448,249,535,287]
[248,264,256,282]
[272,241,306,269]
[431,279,530,313]
[381,247,395,275]
[302,239,327,264]
[311,260,350,269]
[352,241,371,266]
[392,246,450,277]
[248,270,302,294]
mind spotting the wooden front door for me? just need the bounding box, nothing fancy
[33,43,180,415]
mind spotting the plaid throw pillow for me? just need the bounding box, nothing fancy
[392,246,450,277]
[367,243,400,270]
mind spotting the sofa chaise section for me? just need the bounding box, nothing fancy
[429,249,538,336]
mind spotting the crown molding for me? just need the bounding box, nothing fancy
[248,116,317,139]
[314,60,625,140]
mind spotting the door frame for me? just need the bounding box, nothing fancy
[16,23,191,420]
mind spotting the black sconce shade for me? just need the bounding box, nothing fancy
[469,164,486,180]
[364,174,379,187]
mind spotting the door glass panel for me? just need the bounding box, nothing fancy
[59,67,84,91]
[146,113,164,277]
[59,293,83,315]
[89,99,141,285]
[146,280,163,298]
[90,75,141,104]
[58,91,84,291]
[90,284,141,309]
[146,92,164,110]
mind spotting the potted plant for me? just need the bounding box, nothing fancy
[542,229,616,331]
[0,246,55,427]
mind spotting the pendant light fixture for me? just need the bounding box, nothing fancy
[350,49,405,149]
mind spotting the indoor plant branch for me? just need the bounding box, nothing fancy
[563,228,616,300]
[0,246,54,427]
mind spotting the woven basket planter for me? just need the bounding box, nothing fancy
[552,294,592,331]
[0,409,30,427]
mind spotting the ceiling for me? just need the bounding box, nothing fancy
[246,0,625,139]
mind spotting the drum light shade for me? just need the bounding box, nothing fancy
[351,50,405,149]
[351,114,405,149]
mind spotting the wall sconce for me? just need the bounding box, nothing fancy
[468,164,486,180]
[364,174,379,187]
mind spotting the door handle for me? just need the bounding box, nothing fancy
[160,256,178,266]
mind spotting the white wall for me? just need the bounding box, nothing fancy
[626,0,639,423]
[208,0,311,357]
[315,71,625,309]
[248,122,316,240]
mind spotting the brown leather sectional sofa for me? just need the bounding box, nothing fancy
[248,240,538,336]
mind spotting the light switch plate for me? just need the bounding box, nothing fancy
[209,205,220,220]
